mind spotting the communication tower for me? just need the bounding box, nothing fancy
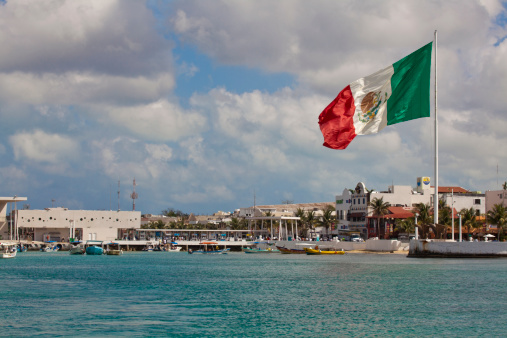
[130,178,138,211]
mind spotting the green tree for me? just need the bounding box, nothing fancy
[295,208,306,239]
[414,203,433,239]
[394,218,415,236]
[229,217,242,230]
[162,208,187,217]
[304,210,316,239]
[369,197,390,238]
[316,205,335,239]
[460,207,477,239]
[486,204,507,241]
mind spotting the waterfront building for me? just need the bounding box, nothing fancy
[16,207,141,242]
[0,196,28,240]
[336,177,484,239]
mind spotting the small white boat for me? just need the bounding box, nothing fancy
[1,243,17,259]
[41,241,60,252]
[69,241,85,255]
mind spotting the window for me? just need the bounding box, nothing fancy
[474,199,481,205]
[363,198,365,204]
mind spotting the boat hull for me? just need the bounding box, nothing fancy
[1,252,16,259]
[189,248,230,254]
[276,246,306,254]
[86,246,104,255]
[106,250,123,255]
[243,248,279,254]
[304,247,345,255]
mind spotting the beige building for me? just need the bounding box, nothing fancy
[17,207,141,242]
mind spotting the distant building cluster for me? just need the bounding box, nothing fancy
[0,176,505,242]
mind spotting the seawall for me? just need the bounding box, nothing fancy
[409,240,507,258]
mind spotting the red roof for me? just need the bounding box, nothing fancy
[433,186,469,193]
[367,206,415,219]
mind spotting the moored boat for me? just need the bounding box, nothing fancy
[85,240,104,255]
[276,246,305,254]
[304,247,345,255]
[69,241,85,255]
[1,242,17,259]
[106,243,123,255]
[243,247,279,254]
[189,242,230,254]
[41,241,60,252]
[86,246,104,255]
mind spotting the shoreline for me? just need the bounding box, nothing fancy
[346,249,408,255]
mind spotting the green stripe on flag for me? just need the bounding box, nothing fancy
[387,42,433,125]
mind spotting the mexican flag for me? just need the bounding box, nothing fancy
[318,42,433,150]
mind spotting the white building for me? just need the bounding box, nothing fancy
[17,208,141,242]
[335,177,484,239]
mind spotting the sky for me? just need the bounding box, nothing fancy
[1,0,507,215]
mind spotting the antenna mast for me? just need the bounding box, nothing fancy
[117,180,121,211]
[130,178,138,211]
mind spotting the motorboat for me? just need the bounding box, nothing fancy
[1,242,17,259]
[243,243,279,254]
[276,243,314,254]
[69,241,85,255]
[106,243,123,255]
[189,242,230,254]
[243,247,279,253]
[86,245,104,255]
[41,241,60,252]
[85,240,104,255]
[304,246,345,255]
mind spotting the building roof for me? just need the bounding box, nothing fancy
[434,186,469,193]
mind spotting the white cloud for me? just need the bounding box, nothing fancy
[104,99,207,142]
[0,72,174,107]
[0,0,171,76]
[9,129,79,164]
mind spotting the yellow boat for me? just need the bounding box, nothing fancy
[304,247,345,255]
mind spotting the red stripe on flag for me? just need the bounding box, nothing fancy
[318,85,357,150]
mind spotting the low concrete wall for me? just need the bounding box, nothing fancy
[409,240,507,257]
[365,239,404,252]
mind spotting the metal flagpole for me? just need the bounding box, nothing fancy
[434,30,439,226]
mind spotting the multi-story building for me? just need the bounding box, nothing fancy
[336,177,486,239]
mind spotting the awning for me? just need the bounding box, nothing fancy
[351,213,363,217]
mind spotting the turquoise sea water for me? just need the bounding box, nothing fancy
[1,251,507,337]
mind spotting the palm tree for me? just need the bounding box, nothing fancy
[316,205,335,240]
[369,197,390,238]
[460,207,477,239]
[229,217,242,230]
[394,218,415,237]
[486,204,507,241]
[304,210,316,239]
[294,208,306,239]
[414,203,433,239]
